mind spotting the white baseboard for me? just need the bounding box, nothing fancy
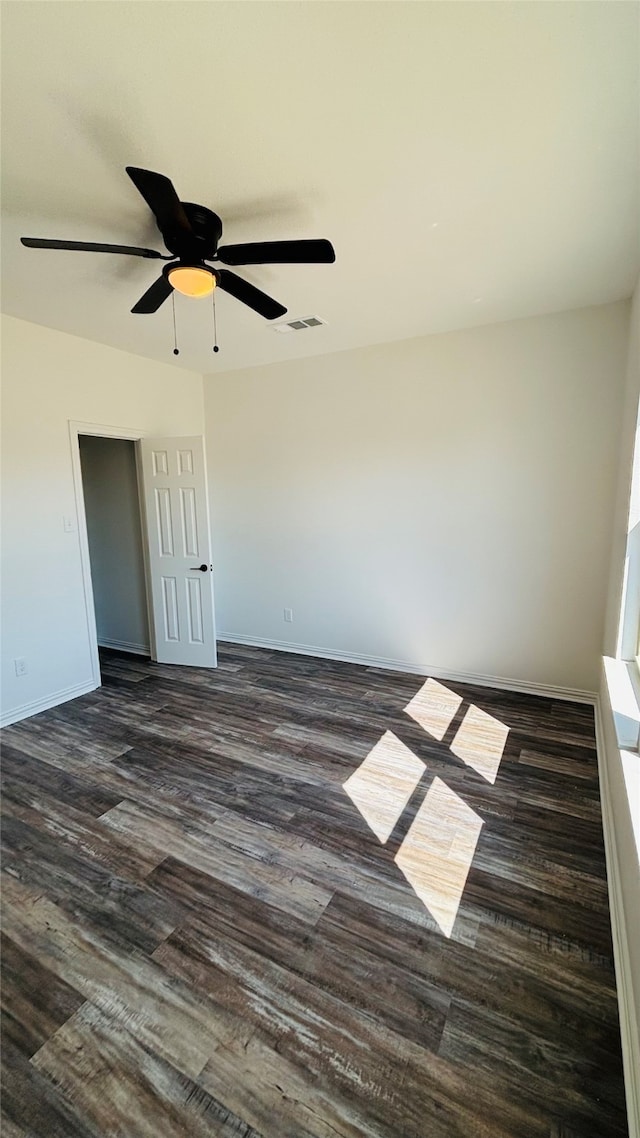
[98,638,150,656]
[0,679,99,728]
[217,633,597,704]
[594,699,640,1138]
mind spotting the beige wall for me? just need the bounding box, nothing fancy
[205,301,629,692]
[0,314,204,723]
[2,301,628,718]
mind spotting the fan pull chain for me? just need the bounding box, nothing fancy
[212,286,219,353]
[172,292,180,356]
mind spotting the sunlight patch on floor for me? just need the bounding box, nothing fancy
[404,678,463,741]
[343,731,425,843]
[450,704,509,784]
[394,777,483,937]
[343,683,509,936]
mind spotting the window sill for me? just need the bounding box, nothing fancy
[604,656,640,753]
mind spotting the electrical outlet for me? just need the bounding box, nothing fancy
[283,608,293,623]
[14,657,28,677]
[63,515,75,533]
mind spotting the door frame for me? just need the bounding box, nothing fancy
[69,419,155,687]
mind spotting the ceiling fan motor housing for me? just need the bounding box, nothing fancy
[162,202,223,261]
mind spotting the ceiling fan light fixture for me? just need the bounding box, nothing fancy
[168,265,216,298]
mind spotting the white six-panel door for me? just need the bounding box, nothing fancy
[139,436,217,667]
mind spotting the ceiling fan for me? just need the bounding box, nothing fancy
[20,167,336,320]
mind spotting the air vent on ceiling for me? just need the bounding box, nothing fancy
[273,315,327,334]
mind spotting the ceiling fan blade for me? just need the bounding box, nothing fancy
[216,239,335,266]
[126,167,192,237]
[21,237,166,258]
[131,274,174,314]
[217,270,287,319]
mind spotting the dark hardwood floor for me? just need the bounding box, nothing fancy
[0,644,628,1137]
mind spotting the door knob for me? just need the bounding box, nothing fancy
[190,564,208,572]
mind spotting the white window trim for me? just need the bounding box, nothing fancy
[611,405,640,752]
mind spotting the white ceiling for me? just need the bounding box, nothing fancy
[1,1,638,375]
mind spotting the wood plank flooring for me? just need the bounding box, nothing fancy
[0,644,628,1137]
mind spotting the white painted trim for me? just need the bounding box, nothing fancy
[616,398,640,660]
[618,532,640,660]
[594,699,640,1138]
[133,440,158,663]
[0,680,98,728]
[98,638,150,656]
[217,633,597,703]
[69,420,150,441]
[69,422,102,687]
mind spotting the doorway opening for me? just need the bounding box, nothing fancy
[70,422,217,686]
[78,435,150,671]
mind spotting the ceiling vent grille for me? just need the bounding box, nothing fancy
[273,315,327,334]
